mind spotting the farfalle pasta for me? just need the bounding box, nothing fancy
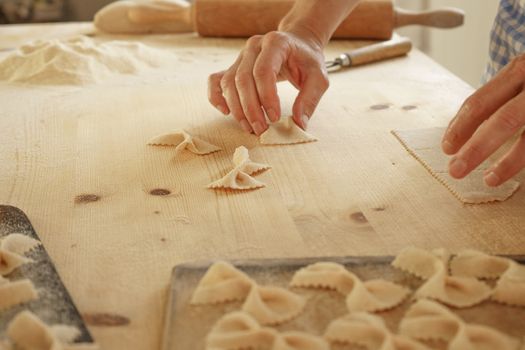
[148,129,221,155]
[324,312,430,350]
[205,311,275,350]
[449,250,525,307]
[190,261,254,305]
[208,146,271,190]
[290,262,410,312]
[260,117,318,145]
[393,247,492,307]
[0,279,38,311]
[399,299,519,350]
[272,332,329,350]
[242,285,306,326]
[0,233,40,276]
[6,310,99,350]
[191,261,306,325]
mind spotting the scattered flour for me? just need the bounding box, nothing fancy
[0,36,174,85]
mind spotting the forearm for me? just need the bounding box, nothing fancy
[278,0,361,49]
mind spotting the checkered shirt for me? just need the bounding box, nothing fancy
[483,0,525,83]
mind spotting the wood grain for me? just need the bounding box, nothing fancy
[0,24,524,350]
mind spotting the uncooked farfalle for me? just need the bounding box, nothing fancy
[392,247,492,307]
[190,261,255,305]
[6,310,99,350]
[206,311,328,350]
[324,312,430,350]
[0,278,38,311]
[148,130,221,155]
[290,262,410,313]
[399,299,520,350]
[260,117,318,145]
[208,146,271,190]
[205,311,276,350]
[0,233,40,276]
[449,249,525,306]
[242,285,307,325]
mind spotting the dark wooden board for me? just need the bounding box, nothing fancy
[0,205,93,342]
[162,255,525,350]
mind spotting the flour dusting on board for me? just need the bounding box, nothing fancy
[0,36,175,85]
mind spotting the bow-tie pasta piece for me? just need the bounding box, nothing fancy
[399,300,519,350]
[392,247,445,280]
[290,262,358,294]
[206,311,276,350]
[491,260,525,306]
[148,130,221,155]
[1,234,41,256]
[0,233,40,276]
[393,247,491,308]
[290,262,409,312]
[415,260,492,308]
[273,332,330,350]
[346,279,410,313]
[0,279,38,311]
[260,117,318,145]
[324,312,430,350]
[191,261,255,305]
[450,250,511,279]
[208,146,271,191]
[242,285,306,325]
[7,310,99,350]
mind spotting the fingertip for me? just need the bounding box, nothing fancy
[216,104,230,115]
[448,156,468,179]
[266,108,279,123]
[484,171,501,187]
[441,139,456,155]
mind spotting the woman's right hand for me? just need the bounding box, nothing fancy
[207,29,330,135]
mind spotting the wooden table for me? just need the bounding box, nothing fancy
[0,22,523,350]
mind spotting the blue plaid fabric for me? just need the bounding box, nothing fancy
[483,0,525,82]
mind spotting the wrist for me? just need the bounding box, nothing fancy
[278,20,327,52]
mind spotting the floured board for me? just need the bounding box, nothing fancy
[162,256,525,350]
[392,127,520,204]
[0,205,93,342]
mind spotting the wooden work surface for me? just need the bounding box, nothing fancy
[0,22,524,350]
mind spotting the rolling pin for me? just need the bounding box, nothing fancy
[94,0,464,40]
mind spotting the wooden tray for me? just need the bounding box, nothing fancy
[0,205,93,342]
[161,256,525,350]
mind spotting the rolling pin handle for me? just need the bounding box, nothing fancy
[394,7,465,29]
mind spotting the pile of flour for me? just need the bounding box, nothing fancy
[0,36,173,85]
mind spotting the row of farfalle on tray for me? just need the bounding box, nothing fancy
[393,246,525,307]
[0,234,98,350]
[191,247,525,350]
[147,117,318,190]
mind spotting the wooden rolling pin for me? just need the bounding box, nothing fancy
[94,0,465,40]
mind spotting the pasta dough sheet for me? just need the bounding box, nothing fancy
[392,127,520,204]
[162,256,525,350]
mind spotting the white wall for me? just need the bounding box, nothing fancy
[396,0,500,88]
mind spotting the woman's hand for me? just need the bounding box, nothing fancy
[442,54,525,186]
[208,30,329,135]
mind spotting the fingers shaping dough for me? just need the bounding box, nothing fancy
[242,285,307,326]
[148,130,221,155]
[191,261,255,305]
[0,279,38,311]
[260,117,318,145]
[392,128,520,204]
[399,299,519,350]
[393,247,492,308]
[0,233,40,276]
[324,312,430,350]
[290,262,410,313]
[6,310,99,350]
[208,146,271,190]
